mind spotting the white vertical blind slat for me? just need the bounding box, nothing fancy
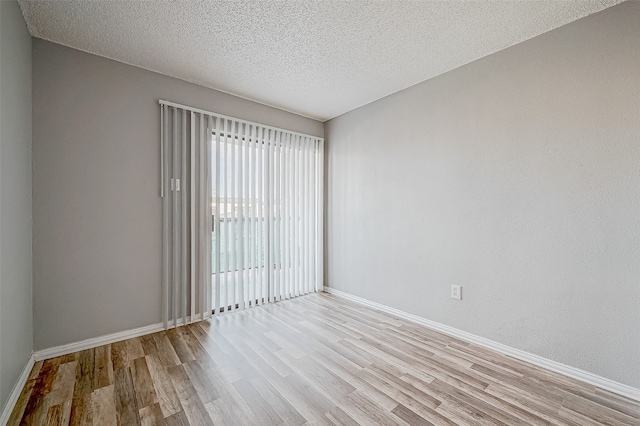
[222,119,230,312]
[266,130,273,303]
[291,134,297,298]
[172,108,179,326]
[302,138,308,294]
[278,132,285,300]
[306,137,312,294]
[283,133,291,299]
[294,135,300,297]
[230,121,237,312]
[202,114,209,318]
[181,111,187,324]
[299,136,305,296]
[274,131,281,301]
[273,131,279,301]
[247,125,254,307]
[317,139,324,292]
[257,127,264,306]
[243,125,250,308]
[301,137,306,295]
[245,126,250,307]
[290,134,296,298]
[238,123,246,310]
[308,139,314,294]
[265,128,271,305]
[190,113,196,322]
[214,117,221,315]
[205,116,213,319]
[304,138,309,295]
[162,105,170,329]
[250,125,257,307]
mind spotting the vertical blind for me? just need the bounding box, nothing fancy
[160,100,324,328]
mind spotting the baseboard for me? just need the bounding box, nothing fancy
[0,353,35,425]
[33,322,164,361]
[324,287,640,402]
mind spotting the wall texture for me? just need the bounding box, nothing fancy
[325,2,639,388]
[0,0,33,411]
[32,40,323,350]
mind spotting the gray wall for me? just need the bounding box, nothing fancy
[325,2,640,388]
[32,39,323,350]
[0,0,33,410]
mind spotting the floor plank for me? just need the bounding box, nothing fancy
[131,357,159,409]
[113,368,141,425]
[91,385,117,425]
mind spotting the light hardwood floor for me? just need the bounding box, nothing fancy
[8,293,640,425]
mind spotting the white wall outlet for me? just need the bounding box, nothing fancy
[451,285,462,300]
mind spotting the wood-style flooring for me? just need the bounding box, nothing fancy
[8,293,640,425]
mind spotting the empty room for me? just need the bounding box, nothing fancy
[1,0,639,424]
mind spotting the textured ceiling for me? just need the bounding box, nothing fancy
[19,0,623,121]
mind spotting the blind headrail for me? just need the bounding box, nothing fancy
[159,100,323,142]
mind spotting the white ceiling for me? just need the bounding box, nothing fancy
[19,0,623,121]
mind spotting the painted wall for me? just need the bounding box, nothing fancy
[0,0,33,411]
[324,2,640,388]
[32,39,323,350]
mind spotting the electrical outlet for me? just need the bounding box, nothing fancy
[451,285,462,300]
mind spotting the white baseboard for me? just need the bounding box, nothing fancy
[0,353,35,426]
[324,287,640,402]
[33,322,164,361]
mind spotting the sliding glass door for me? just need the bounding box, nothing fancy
[210,121,323,314]
[160,101,323,327]
[212,136,267,311]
